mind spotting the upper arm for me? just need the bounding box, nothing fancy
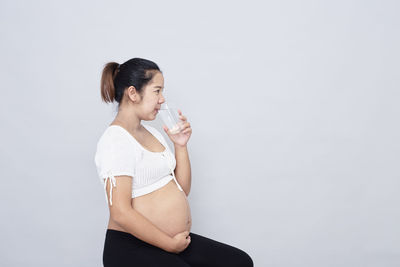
[104,175,133,218]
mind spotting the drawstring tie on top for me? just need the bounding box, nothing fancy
[104,170,117,206]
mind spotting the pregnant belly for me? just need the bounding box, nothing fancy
[131,178,192,237]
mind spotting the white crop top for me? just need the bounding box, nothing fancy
[94,123,183,205]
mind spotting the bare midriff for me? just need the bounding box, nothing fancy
[107,178,192,238]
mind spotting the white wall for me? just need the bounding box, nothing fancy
[1,0,399,266]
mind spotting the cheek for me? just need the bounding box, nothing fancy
[147,100,157,110]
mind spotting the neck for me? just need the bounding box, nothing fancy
[114,107,143,133]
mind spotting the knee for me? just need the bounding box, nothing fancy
[235,249,254,267]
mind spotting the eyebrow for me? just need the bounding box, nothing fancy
[154,86,164,89]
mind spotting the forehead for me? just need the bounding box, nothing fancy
[149,72,164,87]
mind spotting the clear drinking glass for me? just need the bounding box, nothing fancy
[158,102,184,135]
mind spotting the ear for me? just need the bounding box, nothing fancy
[127,86,140,102]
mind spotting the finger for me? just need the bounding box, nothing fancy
[179,114,187,121]
[180,128,191,135]
[181,122,190,129]
[182,129,192,135]
[163,125,170,133]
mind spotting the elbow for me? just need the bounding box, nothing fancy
[184,188,190,197]
[111,206,133,225]
[185,183,191,197]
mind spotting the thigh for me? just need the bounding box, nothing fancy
[132,242,191,267]
[105,247,190,267]
[178,232,254,267]
[103,229,190,267]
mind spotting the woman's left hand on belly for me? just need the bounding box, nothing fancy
[163,109,192,147]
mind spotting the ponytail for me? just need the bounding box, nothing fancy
[100,62,119,103]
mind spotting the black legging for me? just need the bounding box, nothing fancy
[103,229,254,267]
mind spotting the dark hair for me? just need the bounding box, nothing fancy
[100,58,162,104]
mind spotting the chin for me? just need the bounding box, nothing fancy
[144,114,157,121]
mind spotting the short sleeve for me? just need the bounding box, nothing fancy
[94,128,138,205]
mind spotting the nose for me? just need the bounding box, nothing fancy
[159,93,166,103]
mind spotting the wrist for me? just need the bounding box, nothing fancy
[174,143,187,149]
[162,235,175,252]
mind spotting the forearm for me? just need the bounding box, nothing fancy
[114,208,172,252]
[174,144,191,196]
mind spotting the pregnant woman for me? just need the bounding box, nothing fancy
[95,57,253,266]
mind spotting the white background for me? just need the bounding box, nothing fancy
[1,0,399,266]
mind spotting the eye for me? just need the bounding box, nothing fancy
[155,89,160,93]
